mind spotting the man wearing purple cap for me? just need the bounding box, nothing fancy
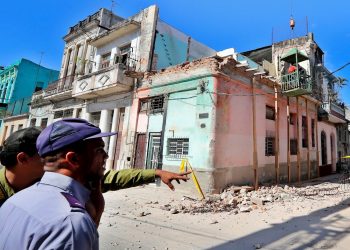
[0,118,190,249]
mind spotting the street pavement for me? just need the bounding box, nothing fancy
[99,176,350,250]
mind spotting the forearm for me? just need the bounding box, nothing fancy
[102,169,156,192]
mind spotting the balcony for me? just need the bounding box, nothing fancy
[44,75,74,101]
[280,71,312,97]
[30,90,52,108]
[320,102,346,123]
[73,63,134,99]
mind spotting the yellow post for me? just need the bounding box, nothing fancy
[179,159,205,200]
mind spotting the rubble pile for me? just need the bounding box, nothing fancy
[161,181,347,214]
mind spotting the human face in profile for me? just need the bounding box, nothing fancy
[82,138,109,182]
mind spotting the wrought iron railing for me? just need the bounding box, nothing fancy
[280,71,312,95]
[44,75,74,97]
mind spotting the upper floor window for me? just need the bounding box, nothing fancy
[115,44,131,66]
[100,52,111,69]
[266,105,275,120]
[140,96,164,114]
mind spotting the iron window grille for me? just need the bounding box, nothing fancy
[265,137,275,156]
[167,138,189,157]
[140,96,164,114]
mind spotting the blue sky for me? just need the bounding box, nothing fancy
[1,0,349,105]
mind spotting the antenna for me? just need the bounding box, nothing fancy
[110,0,116,13]
[306,16,309,34]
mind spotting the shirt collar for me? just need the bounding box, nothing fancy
[39,172,90,205]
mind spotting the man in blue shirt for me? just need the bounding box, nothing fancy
[0,118,189,249]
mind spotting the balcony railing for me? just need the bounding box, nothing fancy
[280,71,312,97]
[69,11,100,34]
[44,75,74,97]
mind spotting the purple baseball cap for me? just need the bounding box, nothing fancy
[36,118,116,156]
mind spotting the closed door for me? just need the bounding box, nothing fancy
[133,133,146,169]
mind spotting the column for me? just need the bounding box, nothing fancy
[99,109,112,151]
[106,108,120,170]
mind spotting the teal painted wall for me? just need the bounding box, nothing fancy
[158,77,215,170]
[153,20,216,70]
[0,58,59,122]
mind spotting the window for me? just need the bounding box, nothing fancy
[290,139,298,155]
[167,138,189,157]
[54,110,63,119]
[90,112,101,127]
[76,108,82,118]
[311,119,315,147]
[17,124,23,131]
[289,113,296,125]
[63,109,73,118]
[10,125,15,135]
[265,137,275,156]
[100,52,111,69]
[140,96,164,114]
[266,106,275,120]
[30,119,36,127]
[115,44,131,66]
[40,118,48,129]
[35,82,44,92]
[302,116,308,148]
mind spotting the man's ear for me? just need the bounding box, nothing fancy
[65,151,80,168]
[17,152,28,165]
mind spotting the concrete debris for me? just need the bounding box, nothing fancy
[170,208,179,214]
[161,180,347,214]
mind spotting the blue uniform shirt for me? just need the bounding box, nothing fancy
[0,172,98,250]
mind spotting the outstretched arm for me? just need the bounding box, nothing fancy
[155,169,191,190]
[102,169,191,192]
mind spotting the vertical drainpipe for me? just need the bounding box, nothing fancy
[306,98,311,179]
[210,76,218,192]
[316,103,320,177]
[287,97,291,183]
[274,83,280,184]
[252,77,258,189]
[296,96,301,183]
[159,94,168,170]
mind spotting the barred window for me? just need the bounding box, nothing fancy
[167,138,189,156]
[290,139,298,155]
[266,106,275,120]
[265,137,275,156]
[140,96,164,114]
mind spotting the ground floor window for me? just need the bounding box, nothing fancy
[265,137,275,156]
[167,138,189,157]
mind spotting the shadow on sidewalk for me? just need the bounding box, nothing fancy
[208,196,350,250]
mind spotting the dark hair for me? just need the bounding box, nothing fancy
[0,127,41,168]
[42,140,86,164]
